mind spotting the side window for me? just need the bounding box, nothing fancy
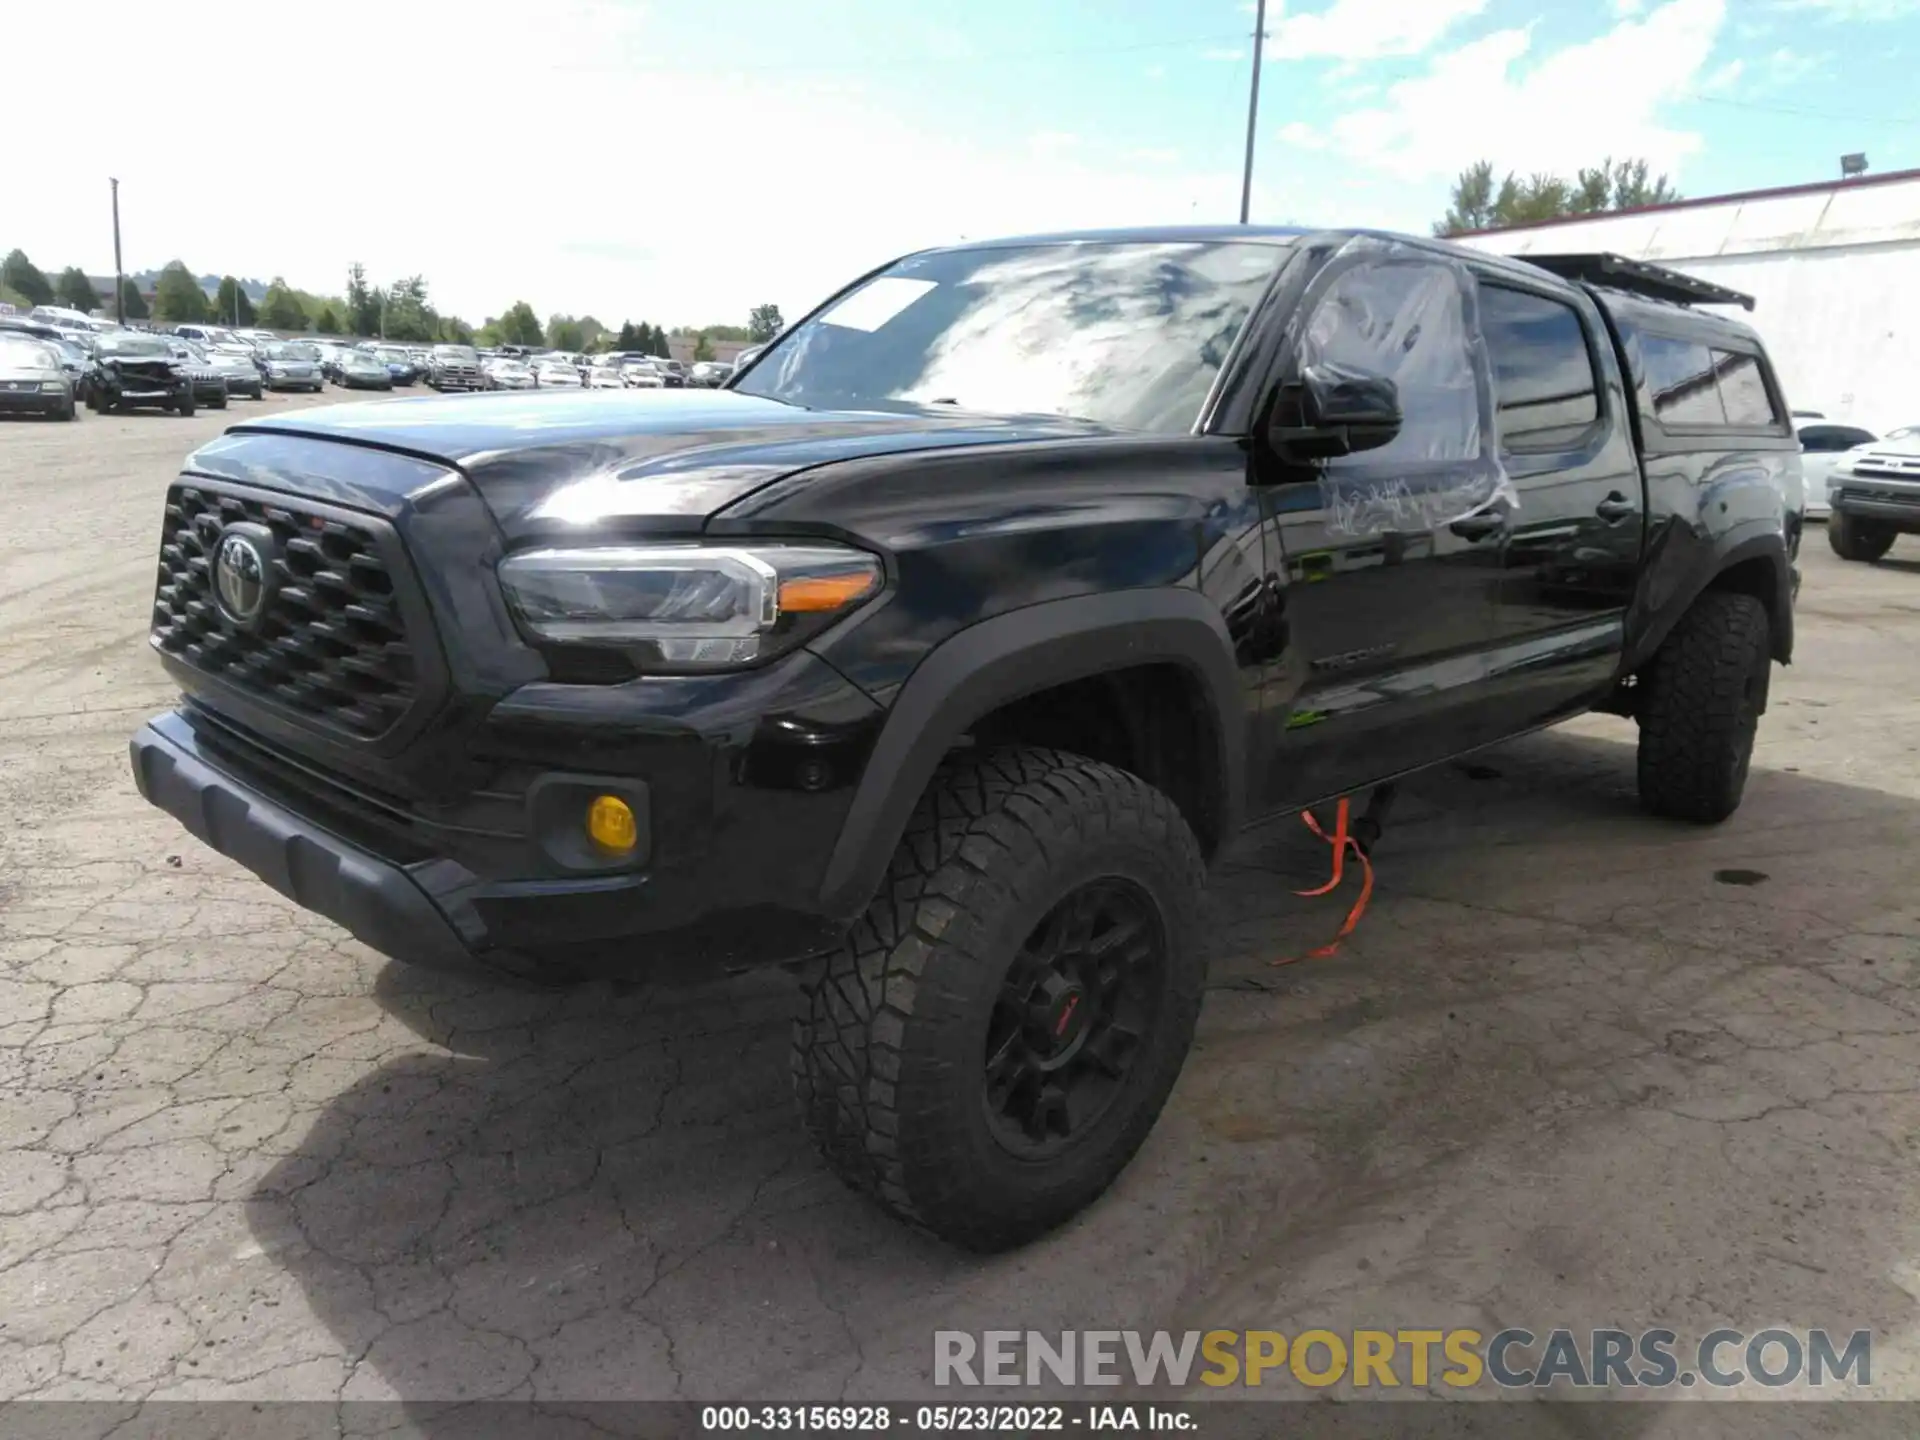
[1712,349,1779,428]
[1478,284,1600,452]
[1640,335,1725,426]
[1299,258,1482,468]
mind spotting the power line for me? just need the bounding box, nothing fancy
[1686,91,1920,125]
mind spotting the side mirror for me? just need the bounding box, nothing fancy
[1267,362,1403,462]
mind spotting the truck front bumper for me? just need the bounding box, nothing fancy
[1833,476,1920,530]
[131,714,482,976]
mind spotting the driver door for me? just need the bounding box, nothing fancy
[1249,250,1514,812]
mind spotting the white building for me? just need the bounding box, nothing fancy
[1458,169,1920,433]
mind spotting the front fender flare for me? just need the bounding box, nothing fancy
[815,589,1246,921]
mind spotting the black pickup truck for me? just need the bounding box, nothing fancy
[129,228,1800,1250]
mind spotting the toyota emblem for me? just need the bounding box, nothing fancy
[213,526,274,627]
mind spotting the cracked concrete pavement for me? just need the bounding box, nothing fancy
[2,397,1918,1422]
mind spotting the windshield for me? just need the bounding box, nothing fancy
[734,240,1281,432]
[97,333,172,357]
[0,336,60,367]
[435,345,478,360]
[171,340,209,362]
[263,342,308,360]
[373,348,408,362]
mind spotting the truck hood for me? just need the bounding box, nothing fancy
[234,388,1109,537]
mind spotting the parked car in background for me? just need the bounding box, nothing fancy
[367,344,420,386]
[173,324,242,349]
[586,361,626,389]
[483,358,537,390]
[205,345,265,400]
[533,357,582,387]
[313,343,356,383]
[1796,421,1877,520]
[336,350,396,390]
[0,332,78,420]
[427,343,487,391]
[731,342,765,373]
[1828,428,1920,561]
[46,336,95,403]
[26,305,102,335]
[620,359,665,389]
[87,331,194,414]
[256,341,323,392]
[233,328,281,348]
[689,360,732,388]
[163,338,231,409]
[654,358,690,387]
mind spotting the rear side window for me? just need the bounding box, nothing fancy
[1640,335,1725,426]
[1478,284,1600,451]
[1713,349,1779,427]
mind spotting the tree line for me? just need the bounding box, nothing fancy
[3,246,785,355]
[1433,156,1680,236]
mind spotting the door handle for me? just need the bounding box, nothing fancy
[1594,493,1638,522]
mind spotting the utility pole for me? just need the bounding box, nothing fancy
[1238,0,1268,224]
[110,178,125,324]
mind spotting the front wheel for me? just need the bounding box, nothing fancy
[1636,590,1771,823]
[1829,511,1897,562]
[176,395,196,417]
[211,391,228,410]
[793,747,1207,1251]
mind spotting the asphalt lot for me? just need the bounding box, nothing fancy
[2,392,1918,1425]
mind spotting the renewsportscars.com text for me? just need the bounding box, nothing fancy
[934,1327,1872,1391]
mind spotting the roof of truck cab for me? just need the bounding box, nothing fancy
[924,225,1312,251]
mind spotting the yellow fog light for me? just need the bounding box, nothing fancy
[587,794,637,853]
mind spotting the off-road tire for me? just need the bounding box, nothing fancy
[176,395,195,417]
[792,746,1207,1251]
[1636,591,1772,823]
[211,391,228,410]
[1829,512,1897,563]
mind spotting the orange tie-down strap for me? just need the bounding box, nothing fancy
[1273,797,1375,966]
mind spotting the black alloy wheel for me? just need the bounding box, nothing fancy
[983,879,1165,1158]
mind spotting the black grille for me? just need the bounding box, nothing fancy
[151,485,420,739]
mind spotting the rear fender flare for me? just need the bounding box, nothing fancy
[815,589,1246,921]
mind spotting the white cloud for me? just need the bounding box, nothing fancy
[1700,56,1745,89]
[1773,0,1919,17]
[1278,122,1330,150]
[1267,0,1491,62]
[1202,46,1249,61]
[0,0,1247,328]
[1283,0,1724,183]
[1613,0,1645,13]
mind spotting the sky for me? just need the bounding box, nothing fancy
[2,0,1915,330]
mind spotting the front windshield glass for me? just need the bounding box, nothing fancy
[0,336,60,367]
[97,333,171,357]
[172,340,209,362]
[263,342,307,360]
[434,345,478,361]
[734,240,1281,433]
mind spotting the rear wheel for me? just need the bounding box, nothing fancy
[792,747,1207,1251]
[1829,511,1897,562]
[1636,590,1772,823]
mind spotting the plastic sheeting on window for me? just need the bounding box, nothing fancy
[1290,238,1514,539]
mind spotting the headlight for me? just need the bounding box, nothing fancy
[497,543,882,669]
[40,381,65,392]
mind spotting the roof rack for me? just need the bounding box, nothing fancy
[1519,252,1756,311]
